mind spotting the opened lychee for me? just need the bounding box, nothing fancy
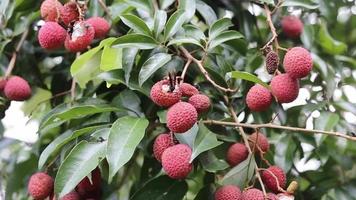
[261,166,287,193]
[60,2,79,26]
[65,21,94,52]
[215,185,242,200]
[188,94,211,113]
[226,143,248,166]
[166,102,198,133]
[281,16,303,38]
[40,0,63,22]
[4,76,31,101]
[85,17,110,39]
[28,172,54,199]
[283,47,313,79]
[179,83,199,97]
[246,84,272,112]
[270,74,299,103]
[248,132,270,154]
[150,80,181,107]
[161,144,193,179]
[38,22,67,50]
[153,133,175,162]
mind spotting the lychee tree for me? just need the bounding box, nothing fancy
[0,0,356,200]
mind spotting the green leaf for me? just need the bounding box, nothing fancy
[196,0,217,25]
[178,0,196,22]
[190,123,223,162]
[112,34,158,49]
[120,14,152,35]
[167,38,203,48]
[54,140,107,198]
[131,176,188,200]
[226,71,270,89]
[107,116,149,182]
[100,46,122,71]
[200,151,229,173]
[125,0,152,13]
[274,134,297,172]
[123,48,139,84]
[38,126,109,169]
[175,124,199,148]
[318,22,347,55]
[157,110,167,123]
[281,0,319,9]
[164,9,186,41]
[209,18,233,39]
[315,112,340,131]
[138,53,172,86]
[208,30,243,50]
[21,87,51,116]
[221,155,256,188]
[153,10,167,38]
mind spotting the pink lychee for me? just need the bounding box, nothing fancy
[246,84,272,112]
[85,17,110,38]
[215,185,242,200]
[226,143,248,166]
[38,22,67,50]
[166,102,198,133]
[65,21,95,52]
[60,2,79,26]
[40,0,63,22]
[270,74,299,103]
[188,94,211,113]
[281,16,303,38]
[283,47,313,79]
[261,166,287,193]
[4,76,31,101]
[150,80,181,107]
[28,172,54,199]
[161,144,193,179]
[179,83,199,97]
[153,133,175,162]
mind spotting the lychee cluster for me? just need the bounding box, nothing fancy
[38,0,110,52]
[0,76,31,104]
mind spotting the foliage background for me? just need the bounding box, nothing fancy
[0,0,356,199]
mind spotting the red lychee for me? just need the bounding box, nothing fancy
[4,76,31,101]
[226,143,248,167]
[248,132,269,154]
[76,168,101,198]
[246,84,272,112]
[28,172,54,199]
[40,0,63,22]
[166,102,198,133]
[85,17,110,39]
[281,16,303,38]
[150,80,182,107]
[0,77,7,92]
[60,2,79,26]
[266,51,279,74]
[267,193,278,200]
[241,188,264,200]
[153,133,175,162]
[65,21,95,52]
[38,22,67,50]
[215,185,242,200]
[261,166,287,193]
[188,94,211,113]
[161,144,193,179]
[283,47,313,79]
[179,83,199,97]
[270,74,299,103]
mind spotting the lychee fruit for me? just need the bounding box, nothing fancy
[4,76,31,101]
[76,168,101,198]
[166,102,198,133]
[246,84,272,112]
[60,2,79,26]
[153,133,175,162]
[266,51,279,74]
[283,47,313,79]
[40,0,63,22]
[248,132,269,154]
[281,15,303,38]
[161,144,193,179]
[28,172,54,199]
[226,143,248,167]
[38,22,67,50]
[150,80,182,107]
[65,21,95,52]
[215,185,242,200]
[0,77,7,92]
[267,193,278,200]
[179,83,199,97]
[270,73,299,103]
[241,188,264,200]
[188,94,211,113]
[51,191,80,200]
[85,17,110,39]
[261,166,286,193]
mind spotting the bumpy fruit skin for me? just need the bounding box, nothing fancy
[86,17,110,38]
[262,166,286,193]
[60,2,79,26]
[241,188,264,200]
[161,144,193,179]
[167,102,198,133]
[4,76,31,101]
[65,21,95,52]
[248,132,269,153]
[246,85,272,112]
[153,133,175,162]
[150,80,182,107]
[188,94,211,113]
[270,74,299,103]
[283,47,313,79]
[28,172,54,199]
[179,83,199,97]
[38,22,67,50]
[215,185,242,200]
[40,0,63,21]
[0,77,7,91]
[266,51,279,74]
[77,168,101,198]
[226,143,248,166]
[281,16,303,38]
[267,193,278,200]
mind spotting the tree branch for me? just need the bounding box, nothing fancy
[180,58,192,82]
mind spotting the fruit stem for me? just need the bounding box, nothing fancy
[180,58,192,82]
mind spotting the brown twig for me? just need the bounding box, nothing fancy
[180,58,192,82]
[261,4,279,52]
[97,0,113,20]
[202,120,356,141]
[5,30,29,77]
